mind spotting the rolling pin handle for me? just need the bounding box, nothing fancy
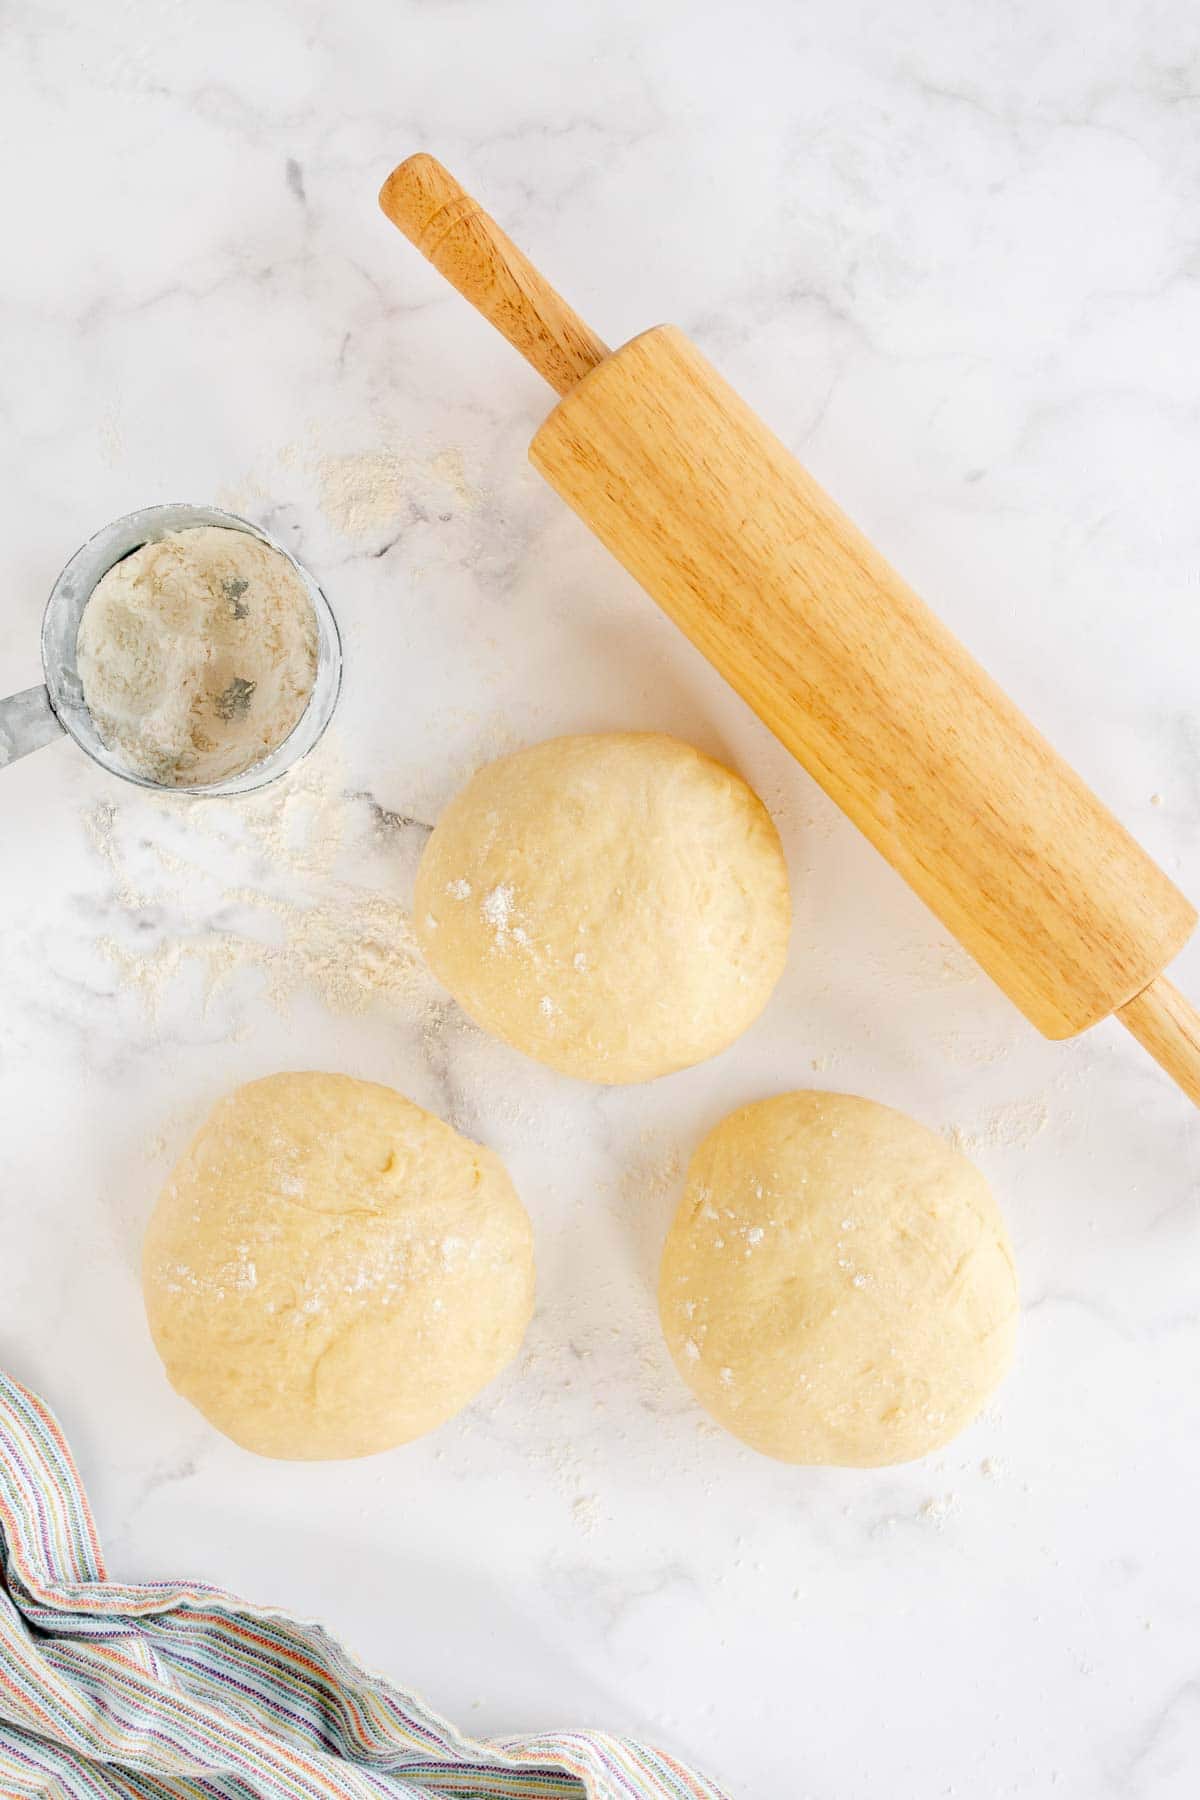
[1117,975,1200,1107]
[378,154,610,397]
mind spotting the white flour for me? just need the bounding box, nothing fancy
[271,439,484,539]
[76,527,318,787]
[83,738,440,1029]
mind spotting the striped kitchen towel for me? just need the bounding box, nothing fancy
[0,1373,728,1800]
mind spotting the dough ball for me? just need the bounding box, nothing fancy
[142,1073,535,1460]
[659,1093,1018,1466]
[414,733,791,1084]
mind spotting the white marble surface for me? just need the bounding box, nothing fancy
[2,2,1199,1794]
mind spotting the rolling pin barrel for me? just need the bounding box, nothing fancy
[529,325,1196,1042]
[380,154,1200,1106]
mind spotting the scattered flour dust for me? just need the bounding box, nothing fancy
[945,1098,1050,1157]
[571,1494,601,1537]
[919,1492,961,1529]
[220,431,485,544]
[314,449,409,537]
[83,737,440,1029]
[620,1131,683,1217]
[83,799,144,908]
[283,439,483,540]
[103,886,428,1021]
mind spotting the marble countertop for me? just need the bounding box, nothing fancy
[2,3,1198,1795]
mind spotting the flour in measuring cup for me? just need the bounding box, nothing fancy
[76,526,318,786]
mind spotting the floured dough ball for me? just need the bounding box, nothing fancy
[414,733,791,1083]
[659,1093,1018,1466]
[142,1073,535,1460]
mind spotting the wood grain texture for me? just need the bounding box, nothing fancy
[378,155,609,396]
[1117,976,1200,1105]
[531,326,1196,1040]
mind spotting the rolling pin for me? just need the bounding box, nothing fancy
[379,153,1200,1106]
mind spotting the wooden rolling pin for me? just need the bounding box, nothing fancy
[379,153,1200,1106]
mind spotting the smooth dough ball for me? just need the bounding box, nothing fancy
[142,1073,535,1460]
[659,1093,1018,1467]
[414,733,791,1084]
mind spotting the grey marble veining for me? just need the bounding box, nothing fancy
[1,3,1198,1796]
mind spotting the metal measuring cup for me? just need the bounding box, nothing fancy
[0,503,342,795]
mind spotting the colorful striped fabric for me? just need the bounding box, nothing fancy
[0,1373,729,1800]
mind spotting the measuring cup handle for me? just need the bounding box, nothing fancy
[0,686,65,768]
